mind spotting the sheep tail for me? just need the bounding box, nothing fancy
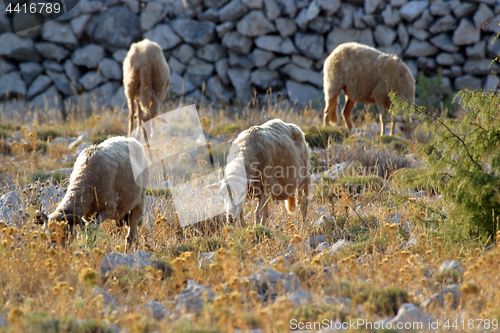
[285,195,296,214]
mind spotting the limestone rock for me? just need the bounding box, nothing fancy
[286,80,322,106]
[281,64,322,88]
[381,5,401,27]
[264,0,281,21]
[172,18,215,46]
[0,32,40,62]
[474,3,494,30]
[222,31,253,54]
[294,33,324,59]
[227,67,252,102]
[141,2,168,31]
[454,75,482,90]
[205,76,233,103]
[250,69,281,89]
[404,39,439,57]
[453,19,480,46]
[35,42,69,61]
[229,51,254,69]
[27,75,52,99]
[430,33,459,53]
[143,24,182,51]
[197,43,227,63]
[0,71,26,99]
[174,280,217,314]
[326,28,374,52]
[399,1,429,22]
[365,0,385,15]
[170,72,197,95]
[173,44,196,65]
[429,14,457,34]
[374,25,397,46]
[72,44,105,69]
[184,58,214,87]
[79,71,106,91]
[250,48,275,67]
[219,0,249,22]
[98,58,122,81]
[88,6,141,52]
[237,10,276,37]
[19,62,43,85]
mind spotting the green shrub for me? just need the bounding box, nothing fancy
[146,188,172,198]
[25,312,112,333]
[378,135,408,154]
[36,128,61,141]
[301,125,349,148]
[31,171,49,183]
[390,168,438,195]
[0,129,10,139]
[390,89,500,238]
[51,172,66,185]
[337,175,384,194]
[346,281,409,316]
[87,135,108,145]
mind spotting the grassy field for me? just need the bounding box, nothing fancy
[0,91,499,333]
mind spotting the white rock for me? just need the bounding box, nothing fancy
[143,24,182,51]
[390,303,433,331]
[399,1,429,22]
[374,25,397,46]
[474,3,494,30]
[404,39,438,57]
[237,10,276,37]
[285,80,322,106]
[453,19,480,46]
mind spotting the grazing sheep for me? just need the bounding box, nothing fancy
[323,42,415,136]
[48,136,149,252]
[123,39,171,136]
[210,119,310,227]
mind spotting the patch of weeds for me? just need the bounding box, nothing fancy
[79,223,109,249]
[51,172,66,185]
[31,171,49,183]
[290,263,317,285]
[0,129,11,139]
[347,281,409,316]
[0,122,20,131]
[336,175,384,195]
[390,168,438,195]
[61,161,75,168]
[378,135,408,154]
[291,304,347,324]
[310,151,323,171]
[167,243,196,258]
[0,139,12,155]
[36,128,61,141]
[25,312,112,333]
[301,125,349,148]
[146,188,171,198]
[172,319,220,333]
[203,143,230,168]
[87,135,108,145]
[167,236,225,258]
[435,270,461,284]
[209,123,245,136]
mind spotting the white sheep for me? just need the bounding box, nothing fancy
[123,39,171,136]
[48,136,149,252]
[323,42,415,136]
[210,119,311,227]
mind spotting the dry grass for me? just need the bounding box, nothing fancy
[0,98,498,333]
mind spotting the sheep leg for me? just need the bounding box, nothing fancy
[376,103,388,136]
[341,98,355,131]
[255,195,269,226]
[127,98,136,136]
[323,96,339,126]
[299,182,309,225]
[125,203,144,253]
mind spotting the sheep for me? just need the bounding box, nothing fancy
[210,119,310,227]
[323,42,415,137]
[123,39,171,136]
[48,136,149,252]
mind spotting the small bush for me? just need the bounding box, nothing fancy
[25,312,112,333]
[0,129,11,139]
[87,135,108,145]
[378,135,408,154]
[347,281,409,316]
[337,175,384,194]
[0,139,12,155]
[31,171,49,183]
[301,125,349,148]
[36,128,61,141]
[146,188,171,198]
[390,168,438,195]
[51,172,66,184]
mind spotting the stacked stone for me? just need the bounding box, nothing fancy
[0,0,499,119]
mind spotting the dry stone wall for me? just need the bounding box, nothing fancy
[0,0,499,120]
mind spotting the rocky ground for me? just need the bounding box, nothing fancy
[0,101,499,333]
